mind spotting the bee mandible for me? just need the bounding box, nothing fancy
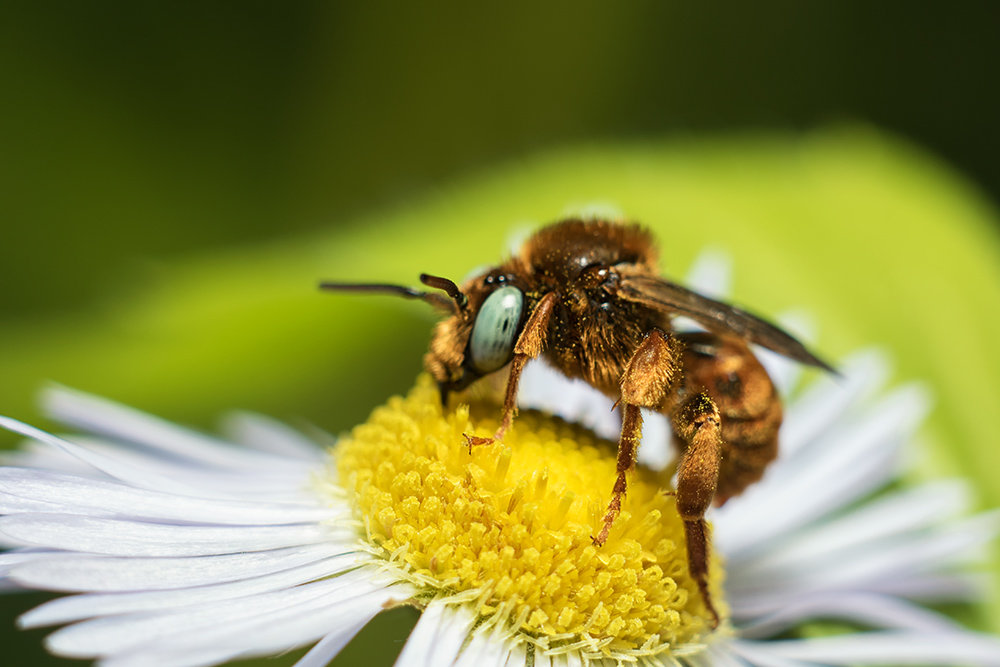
[321,219,834,625]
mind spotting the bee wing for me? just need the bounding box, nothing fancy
[616,274,835,372]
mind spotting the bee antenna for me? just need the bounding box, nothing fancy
[420,273,469,313]
[318,281,453,312]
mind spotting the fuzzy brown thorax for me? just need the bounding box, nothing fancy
[425,219,665,398]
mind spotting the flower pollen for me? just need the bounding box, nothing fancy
[332,375,724,659]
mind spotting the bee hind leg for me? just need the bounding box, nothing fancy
[676,331,782,508]
[672,392,724,628]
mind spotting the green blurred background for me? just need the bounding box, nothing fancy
[2,2,999,665]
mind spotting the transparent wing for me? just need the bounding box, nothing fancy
[616,274,835,372]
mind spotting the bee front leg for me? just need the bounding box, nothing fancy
[672,392,723,628]
[594,329,680,546]
[464,292,557,449]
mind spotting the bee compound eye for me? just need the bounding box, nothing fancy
[469,286,524,373]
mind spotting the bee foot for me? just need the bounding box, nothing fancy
[591,520,613,547]
[462,433,497,453]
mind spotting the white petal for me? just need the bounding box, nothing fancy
[19,552,366,627]
[0,579,28,591]
[559,202,624,223]
[454,609,523,667]
[4,432,317,499]
[735,592,963,638]
[530,652,554,667]
[0,514,342,557]
[395,598,478,667]
[500,644,529,667]
[517,359,674,468]
[815,511,1000,590]
[11,543,349,591]
[778,349,888,458]
[729,511,998,617]
[0,549,62,570]
[730,481,969,580]
[0,418,272,499]
[672,248,732,333]
[684,248,731,299]
[726,640,814,667]
[59,437,318,501]
[45,569,394,658]
[453,635,510,667]
[518,360,620,442]
[753,310,816,397]
[96,584,401,667]
[1,549,70,583]
[140,585,408,665]
[0,440,111,478]
[98,647,238,667]
[220,411,326,462]
[293,626,367,667]
[747,631,1000,665]
[504,223,536,256]
[715,384,929,557]
[0,468,335,524]
[753,348,800,401]
[699,642,757,667]
[636,408,672,469]
[534,653,585,667]
[42,386,305,472]
[0,491,70,514]
[872,572,985,601]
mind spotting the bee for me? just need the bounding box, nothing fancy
[321,219,832,625]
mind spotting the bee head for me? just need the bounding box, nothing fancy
[424,270,529,403]
[320,271,528,405]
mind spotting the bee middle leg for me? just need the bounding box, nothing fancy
[593,328,682,546]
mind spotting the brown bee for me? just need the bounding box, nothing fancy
[321,219,832,625]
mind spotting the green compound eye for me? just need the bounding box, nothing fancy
[469,286,524,373]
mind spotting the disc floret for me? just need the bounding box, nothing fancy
[331,376,725,659]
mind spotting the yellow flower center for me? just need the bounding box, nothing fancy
[332,375,724,659]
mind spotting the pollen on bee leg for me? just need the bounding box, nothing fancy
[329,374,727,662]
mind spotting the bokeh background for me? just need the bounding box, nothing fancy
[2,2,999,665]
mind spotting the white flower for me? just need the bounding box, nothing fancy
[2,255,999,667]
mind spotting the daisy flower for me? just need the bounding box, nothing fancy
[2,255,999,667]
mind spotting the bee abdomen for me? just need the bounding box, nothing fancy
[714,398,781,503]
